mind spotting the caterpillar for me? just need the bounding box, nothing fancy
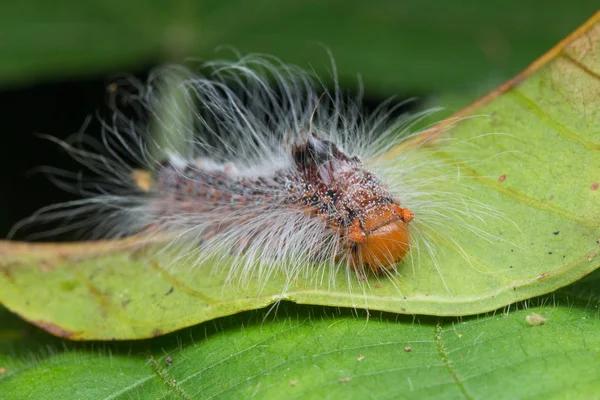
[12,54,501,291]
[147,132,415,272]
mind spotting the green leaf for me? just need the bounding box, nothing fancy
[1,1,598,94]
[1,14,600,340]
[2,285,600,399]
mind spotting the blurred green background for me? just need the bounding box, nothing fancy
[1,1,598,238]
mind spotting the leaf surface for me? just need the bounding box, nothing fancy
[1,1,598,93]
[1,14,600,340]
[1,289,600,399]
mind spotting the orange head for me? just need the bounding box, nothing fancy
[289,135,415,272]
[347,203,413,272]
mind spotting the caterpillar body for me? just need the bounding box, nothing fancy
[16,55,498,291]
[147,134,414,272]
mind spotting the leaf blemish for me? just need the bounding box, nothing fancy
[587,237,600,261]
[32,319,76,339]
[526,312,547,326]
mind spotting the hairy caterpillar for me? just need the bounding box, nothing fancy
[12,55,501,291]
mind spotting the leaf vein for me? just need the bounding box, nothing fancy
[435,323,474,400]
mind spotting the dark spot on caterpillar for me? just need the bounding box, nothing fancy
[326,189,339,202]
[345,210,359,227]
[292,136,351,167]
[319,203,331,213]
[378,197,394,204]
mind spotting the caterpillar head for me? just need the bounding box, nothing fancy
[292,135,414,272]
[347,202,413,272]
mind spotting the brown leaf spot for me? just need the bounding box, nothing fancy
[0,367,6,374]
[40,260,56,273]
[152,329,163,338]
[587,237,600,262]
[290,380,297,387]
[338,377,351,383]
[0,266,15,283]
[404,346,412,352]
[591,183,599,190]
[357,354,364,361]
[32,320,76,339]
[498,174,507,182]
[537,273,549,280]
